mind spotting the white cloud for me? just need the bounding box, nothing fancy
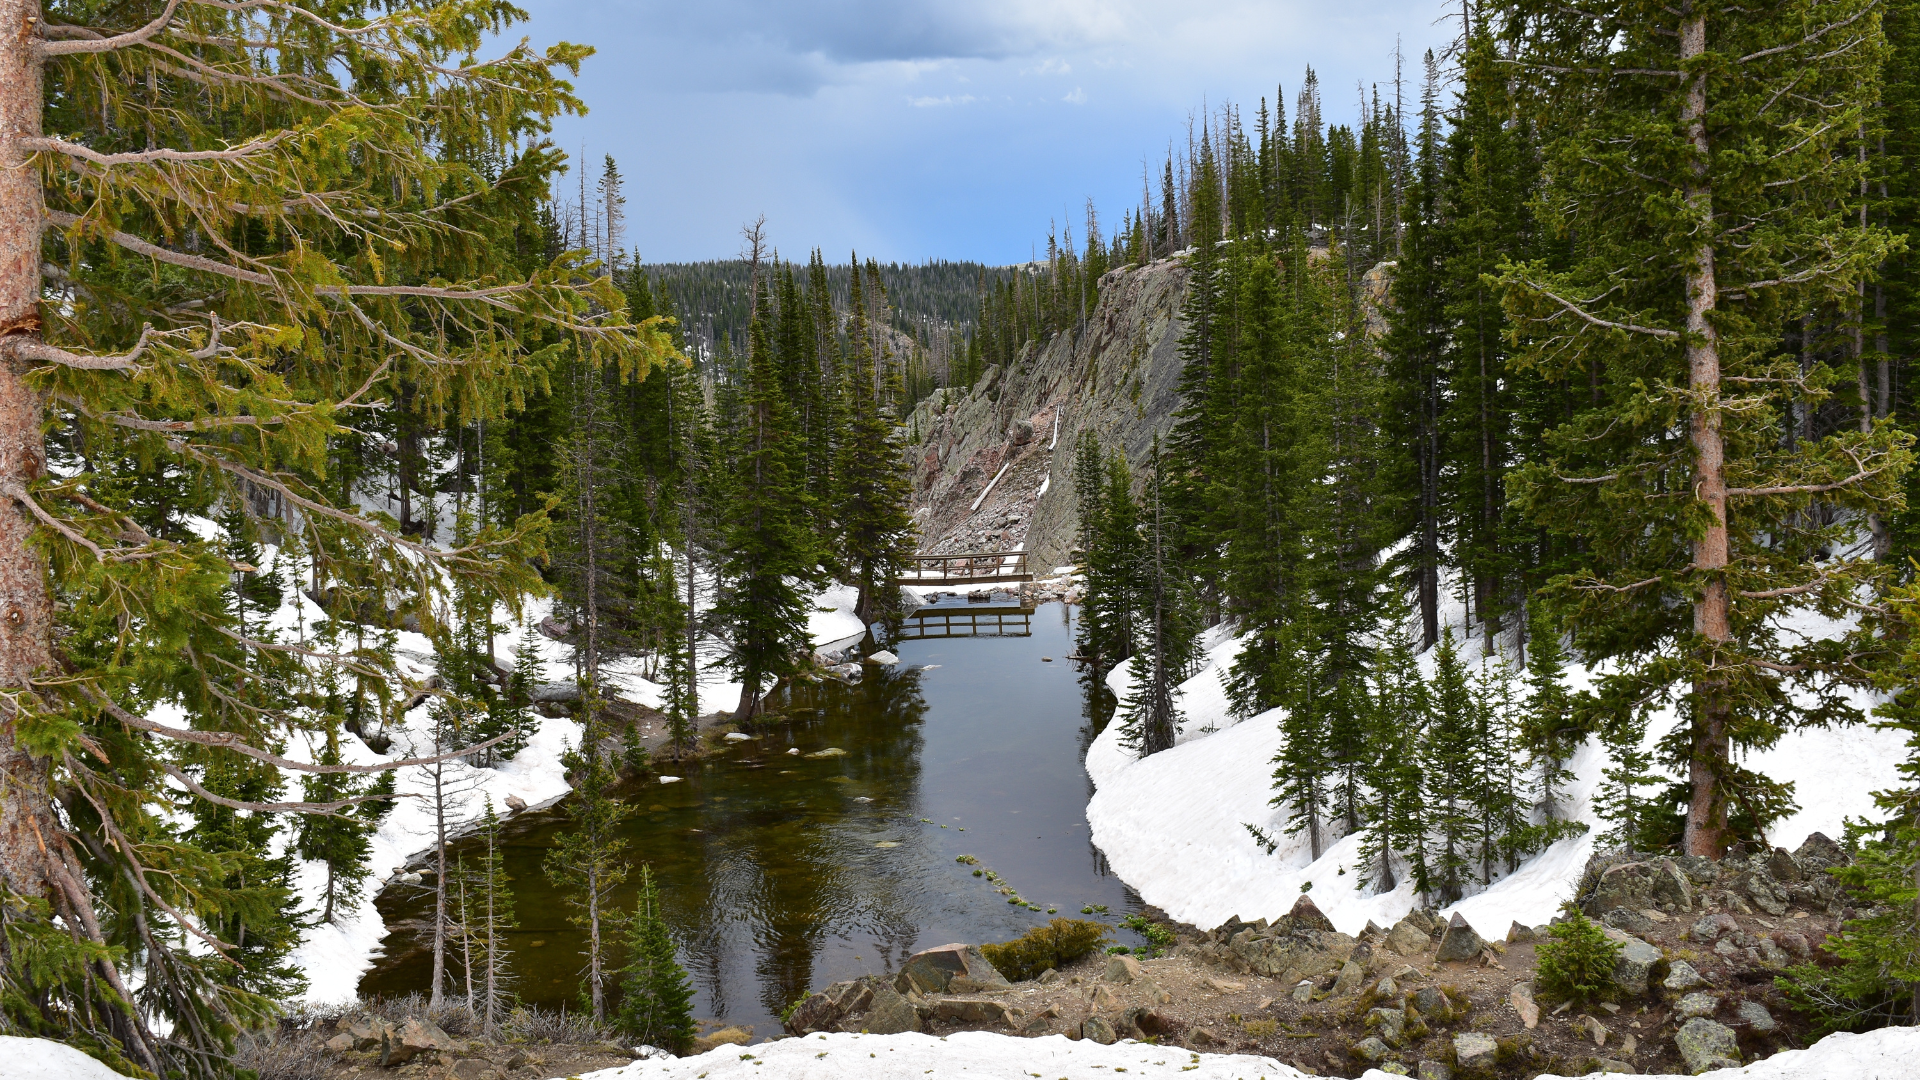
[1028,57,1074,75]
[908,94,981,107]
[1063,86,1088,104]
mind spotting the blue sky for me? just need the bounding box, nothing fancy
[515,1,1454,265]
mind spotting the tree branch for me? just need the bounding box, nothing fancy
[40,0,184,56]
[1517,278,1680,338]
[18,131,290,167]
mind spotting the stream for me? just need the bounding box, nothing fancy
[358,599,1146,1038]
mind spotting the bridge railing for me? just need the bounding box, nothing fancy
[896,607,1033,640]
[896,551,1030,584]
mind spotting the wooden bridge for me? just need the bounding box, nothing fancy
[895,604,1034,640]
[894,550,1032,586]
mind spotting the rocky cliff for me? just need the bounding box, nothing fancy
[904,256,1193,571]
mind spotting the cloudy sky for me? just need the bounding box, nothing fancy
[514,1,1454,265]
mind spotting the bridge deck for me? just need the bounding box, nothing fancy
[894,550,1031,586]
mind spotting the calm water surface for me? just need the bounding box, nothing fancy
[360,601,1144,1037]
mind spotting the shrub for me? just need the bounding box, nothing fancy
[1121,913,1177,958]
[980,918,1112,981]
[1535,909,1622,1007]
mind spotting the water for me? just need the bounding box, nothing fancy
[359,601,1143,1037]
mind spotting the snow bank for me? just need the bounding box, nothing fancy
[1085,595,1910,937]
[552,1028,1920,1080]
[4,1036,141,1080]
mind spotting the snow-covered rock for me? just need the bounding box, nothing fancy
[4,1036,141,1080]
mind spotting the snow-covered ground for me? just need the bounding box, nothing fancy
[547,1028,1920,1080]
[1086,598,1910,938]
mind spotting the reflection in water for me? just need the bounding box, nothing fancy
[359,603,1141,1037]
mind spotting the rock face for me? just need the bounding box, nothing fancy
[1189,909,1359,985]
[905,259,1193,568]
[863,985,922,1035]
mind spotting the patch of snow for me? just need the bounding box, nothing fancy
[1085,588,1907,937]
[4,1036,141,1080]
[1037,471,1051,498]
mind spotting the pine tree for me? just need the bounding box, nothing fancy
[454,798,517,1037]
[1423,630,1476,902]
[1357,599,1429,895]
[545,729,631,1023]
[1499,0,1909,857]
[615,865,696,1054]
[1593,708,1667,852]
[834,261,917,627]
[295,720,386,925]
[1520,607,1581,822]
[1118,443,1187,757]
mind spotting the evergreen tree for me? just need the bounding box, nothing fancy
[544,729,631,1023]
[1357,599,1429,895]
[1423,630,1476,901]
[615,864,696,1054]
[1520,607,1581,822]
[834,262,917,627]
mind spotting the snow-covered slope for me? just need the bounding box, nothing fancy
[553,1027,1920,1080]
[1085,600,1909,937]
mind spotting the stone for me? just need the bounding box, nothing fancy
[1089,984,1117,1008]
[503,794,527,813]
[380,1018,453,1067]
[1379,1065,1412,1077]
[341,1015,388,1052]
[1200,977,1244,993]
[1735,999,1778,1034]
[1187,1026,1221,1047]
[1289,893,1336,933]
[894,943,1010,995]
[1434,913,1486,963]
[1452,1032,1498,1071]
[1509,983,1539,1029]
[1332,960,1365,996]
[930,998,1010,1026]
[1404,908,1443,935]
[863,986,922,1035]
[1676,992,1721,1020]
[1590,858,1695,915]
[1385,918,1431,957]
[1591,1059,1637,1074]
[1603,907,1655,934]
[1376,977,1400,998]
[1138,980,1174,1004]
[1506,921,1536,943]
[1352,1036,1393,1063]
[1018,1014,1051,1036]
[1582,1014,1611,1046]
[1675,1018,1742,1074]
[865,650,900,665]
[1777,931,1810,959]
[1417,1061,1453,1080]
[1663,960,1709,992]
[1756,937,1791,967]
[1007,419,1035,445]
[1742,872,1790,917]
[1367,1006,1407,1047]
[1766,847,1803,884]
[445,1061,499,1080]
[323,1033,354,1053]
[1081,1015,1118,1045]
[1795,832,1848,872]
[1102,954,1143,983]
[1037,968,1059,985]
[1290,980,1314,1003]
[1365,919,1389,938]
[1689,914,1739,943]
[1601,927,1663,996]
[1411,986,1449,1018]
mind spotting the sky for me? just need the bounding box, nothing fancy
[512,1,1456,266]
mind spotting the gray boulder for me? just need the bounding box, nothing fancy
[1434,913,1486,962]
[1386,918,1431,956]
[1081,1015,1117,1045]
[1589,857,1695,915]
[1602,927,1663,996]
[1332,960,1365,996]
[1352,1036,1393,1063]
[1766,847,1802,884]
[894,943,1010,996]
[1735,999,1778,1034]
[930,998,1010,1026]
[1675,1018,1741,1074]
[862,985,922,1034]
[1505,921,1535,943]
[1367,1006,1407,1047]
[1288,893,1336,933]
[1102,954,1142,984]
[1602,907,1654,934]
[1794,832,1848,872]
[1411,985,1449,1018]
[1690,913,1739,943]
[1676,992,1721,1019]
[1663,960,1709,993]
[380,1018,453,1067]
[1452,1032,1498,1070]
[1417,1062,1453,1080]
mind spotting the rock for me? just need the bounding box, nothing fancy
[1081,1016,1118,1045]
[1689,913,1739,943]
[866,650,900,665]
[1007,419,1036,445]
[930,998,1010,1026]
[1604,907,1655,934]
[1367,1006,1407,1047]
[894,943,1011,996]
[1777,930,1810,959]
[1200,977,1245,993]
[1288,893,1336,933]
[1138,979,1173,1004]
[1757,936,1791,967]
[784,979,874,1035]
[445,1061,499,1080]
[862,986,922,1035]
[1506,921,1536,944]
[1664,960,1709,992]
[1453,1032,1499,1070]
[323,1033,354,1053]
[1795,832,1849,872]
[1018,1014,1051,1036]
[1386,918,1430,956]
[1332,960,1365,996]
[1102,954,1142,983]
[1602,927,1663,996]
[504,794,527,813]
[1088,984,1117,1008]
[1735,999,1778,1034]
[1038,968,1059,985]
[341,1015,388,1052]
[1592,1059,1637,1074]
[1352,1036,1393,1063]
[806,746,850,760]
[1411,986,1448,1018]
[1582,1014,1611,1046]
[1766,847,1803,884]
[1417,1061,1453,1080]
[1434,913,1485,962]
[1675,1018,1742,1074]
[1376,977,1399,998]
[1741,871,1790,916]
[1509,983,1539,1029]
[1291,980,1314,1003]
[380,1018,453,1067]
[1590,858,1695,915]
[1676,992,1721,1019]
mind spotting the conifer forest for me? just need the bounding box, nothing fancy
[5,0,1920,1078]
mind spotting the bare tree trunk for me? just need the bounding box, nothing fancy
[1680,8,1732,859]
[587,864,604,1021]
[429,756,448,1009]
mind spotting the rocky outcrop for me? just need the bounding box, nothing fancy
[905,257,1192,569]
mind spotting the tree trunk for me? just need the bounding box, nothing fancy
[430,758,448,1009]
[0,0,59,910]
[1680,8,1733,859]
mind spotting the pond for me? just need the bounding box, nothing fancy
[358,600,1146,1038]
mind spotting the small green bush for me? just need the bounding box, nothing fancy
[980,918,1112,981]
[1121,913,1177,958]
[1535,909,1622,1007]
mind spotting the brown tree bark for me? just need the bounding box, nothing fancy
[1680,8,1733,858]
[0,0,58,907]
